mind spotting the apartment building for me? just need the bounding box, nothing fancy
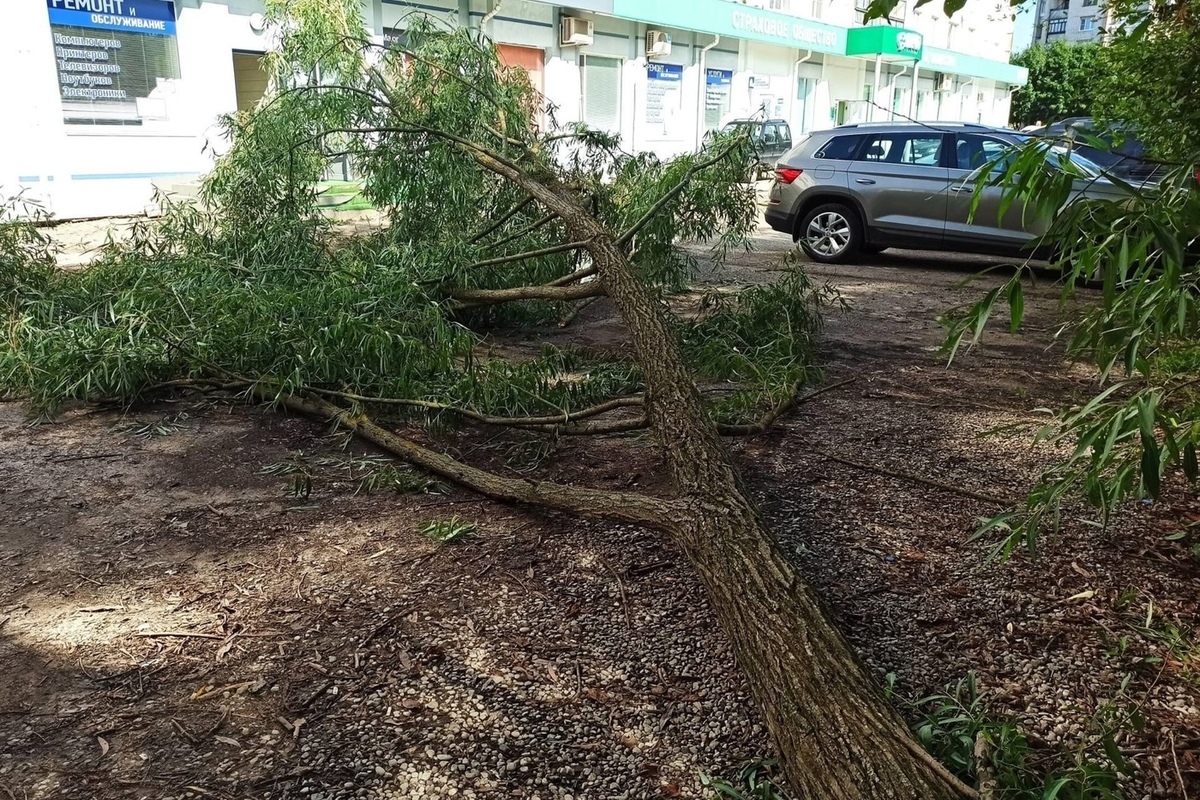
[2,0,1027,219]
[1031,0,1117,42]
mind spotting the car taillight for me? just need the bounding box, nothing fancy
[775,167,803,184]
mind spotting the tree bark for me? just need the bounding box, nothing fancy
[452,146,975,798]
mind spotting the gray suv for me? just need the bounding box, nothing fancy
[764,122,1122,263]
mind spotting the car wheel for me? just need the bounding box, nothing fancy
[798,203,863,264]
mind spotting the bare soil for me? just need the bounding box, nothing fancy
[1,228,1198,800]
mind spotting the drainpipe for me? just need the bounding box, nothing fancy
[909,62,920,120]
[889,64,909,121]
[481,0,503,28]
[695,34,721,149]
[870,54,882,122]
[791,49,812,133]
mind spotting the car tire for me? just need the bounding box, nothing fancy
[798,203,863,264]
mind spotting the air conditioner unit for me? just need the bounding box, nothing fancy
[935,73,955,93]
[646,30,672,57]
[560,16,594,47]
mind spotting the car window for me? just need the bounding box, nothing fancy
[814,134,864,160]
[859,135,942,166]
[777,123,792,149]
[762,123,779,146]
[954,135,1013,172]
[903,137,943,165]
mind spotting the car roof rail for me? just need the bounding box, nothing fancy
[837,121,995,129]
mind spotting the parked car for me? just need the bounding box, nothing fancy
[718,118,793,170]
[1029,117,1164,184]
[764,122,1128,264]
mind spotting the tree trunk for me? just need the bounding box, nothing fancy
[352,139,976,797]
[678,502,970,798]
[581,222,973,799]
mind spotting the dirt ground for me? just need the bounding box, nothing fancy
[2,227,1199,800]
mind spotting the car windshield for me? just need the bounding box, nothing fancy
[1004,135,1104,178]
[722,121,762,137]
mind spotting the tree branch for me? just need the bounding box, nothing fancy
[489,212,561,248]
[547,264,597,287]
[471,196,535,243]
[614,140,746,247]
[810,448,1014,506]
[301,388,644,426]
[465,238,592,271]
[716,378,856,436]
[269,390,679,528]
[449,280,605,308]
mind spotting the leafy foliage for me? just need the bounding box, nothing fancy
[887,673,1133,798]
[418,516,476,544]
[682,258,839,423]
[863,0,1022,22]
[1009,43,1106,129]
[261,452,444,497]
[0,7,815,442]
[700,760,790,800]
[942,123,1199,555]
[1094,0,1200,162]
[0,196,56,310]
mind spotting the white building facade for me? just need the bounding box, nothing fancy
[1,0,1027,219]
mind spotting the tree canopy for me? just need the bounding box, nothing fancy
[1093,0,1200,161]
[1009,42,1105,129]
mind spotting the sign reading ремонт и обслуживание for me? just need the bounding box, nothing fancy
[46,0,181,125]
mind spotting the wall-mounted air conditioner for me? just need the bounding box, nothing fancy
[560,16,594,47]
[935,73,955,93]
[646,30,672,57]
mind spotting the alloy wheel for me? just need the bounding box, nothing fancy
[805,211,852,257]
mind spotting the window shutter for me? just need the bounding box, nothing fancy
[583,56,621,133]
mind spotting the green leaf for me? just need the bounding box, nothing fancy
[1101,730,1135,776]
[1041,777,1072,800]
[1141,430,1161,499]
[1164,531,1188,541]
[1007,280,1024,333]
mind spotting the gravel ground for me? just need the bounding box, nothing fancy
[1,225,1198,799]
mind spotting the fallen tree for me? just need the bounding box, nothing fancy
[0,5,975,797]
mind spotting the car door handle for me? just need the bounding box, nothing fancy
[950,185,973,193]
[855,178,876,185]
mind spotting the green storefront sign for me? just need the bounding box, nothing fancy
[845,25,923,61]
[920,46,1029,84]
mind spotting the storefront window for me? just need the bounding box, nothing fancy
[704,68,733,131]
[47,0,182,126]
[582,55,621,134]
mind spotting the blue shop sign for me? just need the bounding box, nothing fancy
[647,62,683,82]
[47,0,177,37]
[706,68,733,87]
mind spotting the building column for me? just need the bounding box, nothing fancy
[870,54,882,121]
